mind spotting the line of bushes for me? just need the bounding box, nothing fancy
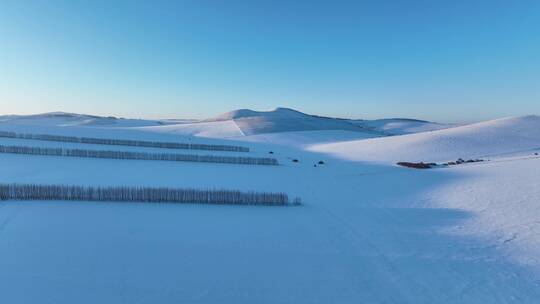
[396,162,436,169]
[0,145,278,166]
[397,158,486,169]
[0,183,291,206]
[0,131,249,152]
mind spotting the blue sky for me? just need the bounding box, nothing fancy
[0,0,539,122]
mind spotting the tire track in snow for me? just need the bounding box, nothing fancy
[0,203,21,236]
[298,170,432,303]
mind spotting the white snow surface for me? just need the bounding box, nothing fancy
[137,120,245,138]
[1,111,540,303]
[356,118,454,135]
[421,156,540,268]
[238,130,379,147]
[311,115,540,163]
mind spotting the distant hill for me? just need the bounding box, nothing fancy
[0,108,454,138]
[0,112,164,128]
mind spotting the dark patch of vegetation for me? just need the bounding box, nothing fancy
[398,158,486,169]
[445,158,484,166]
[0,145,278,166]
[0,131,249,152]
[396,162,436,169]
[0,183,292,206]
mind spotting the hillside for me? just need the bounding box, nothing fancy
[354,118,453,135]
[205,107,372,135]
[132,107,377,138]
[149,107,455,137]
[311,115,540,163]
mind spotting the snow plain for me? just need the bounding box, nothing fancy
[1,111,540,303]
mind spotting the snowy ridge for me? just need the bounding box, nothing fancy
[0,112,165,128]
[204,107,375,136]
[1,109,455,138]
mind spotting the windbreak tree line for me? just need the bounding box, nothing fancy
[0,184,291,206]
[0,144,278,165]
[0,131,249,152]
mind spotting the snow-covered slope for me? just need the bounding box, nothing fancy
[133,107,385,138]
[311,115,540,163]
[206,107,374,136]
[354,118,453,135]
[138,120,245,138]
[238,130,378,147]
[421,156,540,268]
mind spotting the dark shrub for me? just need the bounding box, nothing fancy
[397,162,435,169]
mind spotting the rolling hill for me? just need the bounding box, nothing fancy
[310,115,540,163]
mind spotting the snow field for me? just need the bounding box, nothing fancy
[1,111,540,303]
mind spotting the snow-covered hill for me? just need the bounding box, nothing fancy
[311,115,540,163]
[140,107,452,138]
[206,107,377,136]
[1,109,457,139]
[132,107,379,138]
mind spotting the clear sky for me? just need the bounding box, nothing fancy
[0,0,539,122]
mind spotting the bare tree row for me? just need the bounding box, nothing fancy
[0,145,278,165]
[0,131,249,152]
[0,183,291,206]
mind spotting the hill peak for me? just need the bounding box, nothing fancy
[209,107,310,121]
